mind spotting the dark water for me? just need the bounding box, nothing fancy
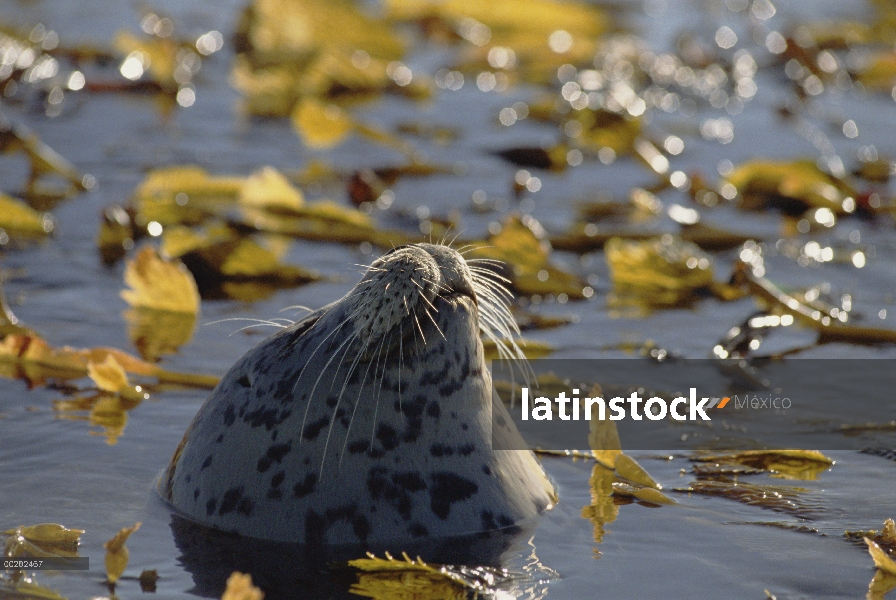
[0,0,895,598]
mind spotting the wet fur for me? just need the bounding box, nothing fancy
[162,244,556,543]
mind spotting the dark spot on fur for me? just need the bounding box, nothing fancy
[438,379,463,397]
[302,416,329,441]
[376,423,399,451]
[408,523,428,538]
[185,474,192,483]
[218,486,245,516]
[497,514,514,527]
[461,423,469,431]
[429,473,478,520]
[458,444,475,456]
[201,455,213,470]
[481,510,498,531]
[237,496,254,517]
[430,443,453,457]
[367,467,424,520]
[243,406,292,431]
[206,498,217,516]
[392,472,426,492]
[223,404,236,426]
[215,433,224,443]
[326,396,338,408]
[271,471,285,488]
[257,442,292,473]
[348,440,369,454]
[420,361,451,387]
[293,473,318,499]
[426,402,440,419]
[482,464,492,476]
[193,487,199,501]
[237,374,251,388]
[495,413,507,428]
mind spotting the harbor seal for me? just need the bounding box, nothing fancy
[161,243,557,544]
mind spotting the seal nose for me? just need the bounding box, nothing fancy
[417,244,478,305]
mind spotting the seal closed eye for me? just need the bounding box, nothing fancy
[161,243,557,544]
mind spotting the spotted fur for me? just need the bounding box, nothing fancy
[162,244,557,543]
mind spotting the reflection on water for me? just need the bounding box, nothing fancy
[168,512,551,599]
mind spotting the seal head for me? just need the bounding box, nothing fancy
[161,243,556,544]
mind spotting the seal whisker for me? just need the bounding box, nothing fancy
[319,328,370,477]
[367,326,392,453]
[205,317,291,332]
[338,332,387,467]
[422,305,447,341]
[277,304,314,315]
[294,304,370,438]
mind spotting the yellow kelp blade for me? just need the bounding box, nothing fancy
[121,246,201,314]
[124,308,198,361]
[0,333,219,388]
[468,215,587,298]
[483,337,553,360]
[692,450,833,480]
[292,98,355,148]
[161,225,321,293]
[237,0,405,63]
[349,552,486,600]
[239,166,304,212]
[104,522,141,585]
[221,571,264,600]
[866,538,896,576]
[0,578,67,600]
[0,193,54,238]
[2,525,83,552]
[725,158,856,214]
[87,355,129,393]
[605,235,714,307]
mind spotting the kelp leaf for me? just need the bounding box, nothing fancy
[124,308,197,361]
[292,98,354,148]
[734,263,896,344]
[726,158,856,214]
[692,450,833,481]
[469,215,586,298]
[867,538,896,576]
[103,522,141,584]
[483,337,553,360]
[0,578,67,600]
[121,246,201,314]
[238,0,405,63]
[239,166,304,212]
[629,486,675,505]
[87,355,129,393]
[0,333,219,388]
[2,525,83,550]
[162,224,321,289]
[90,395,130,445]
[868,569,896,600]
[221,571,264,600]
[588,395,622,469]
[0,193,54,237]
[114,30,178,87]
[614,454,661,490]
[605,235,714,306]
[349,552,484,600]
